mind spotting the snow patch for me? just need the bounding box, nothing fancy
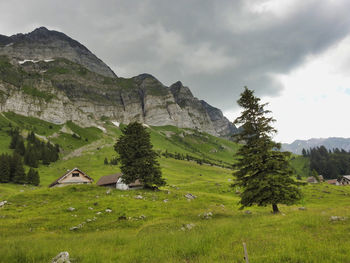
[18,58,55,64]
[112,121,120,127]
[97,126,106,133]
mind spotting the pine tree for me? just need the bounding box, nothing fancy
[114,122,165,189]
[232,87,302,213]
[12,158,26,184]
[27,168,40,186]
[0,154,10,183]
[104,157,109,165]
[15,138,26,156]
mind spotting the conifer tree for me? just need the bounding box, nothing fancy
[0,154,10,183]
[114,122,165,189]
[27,168,40,186]
[232,87,302,213]
[12,158,26,184]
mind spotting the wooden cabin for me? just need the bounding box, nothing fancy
[96,173,143,190]
[49,168,93,187]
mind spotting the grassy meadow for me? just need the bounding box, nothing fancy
[0,113,350,262]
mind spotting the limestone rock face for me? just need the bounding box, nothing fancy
[0,27,237,138]
[0,27,116,78]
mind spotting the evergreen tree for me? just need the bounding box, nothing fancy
[24,145,39,168]
[0,154,10,183]
[12,158,26,184]
[114,122,165,189]
[27,168,40,186]
[9,153,22,182]
[232,87,302,213]
[104,157,109,165]
[15,138,26,156]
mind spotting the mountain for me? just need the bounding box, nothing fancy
[0,27,237,138]
[0,27,116,78]
[282,137,350,154]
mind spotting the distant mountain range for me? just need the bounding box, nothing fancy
[0,27,237,138]
[282,137,350,155]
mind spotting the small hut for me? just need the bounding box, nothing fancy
[49,168,93,187]
[96,173,143,190]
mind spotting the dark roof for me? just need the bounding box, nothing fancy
[96,173,122,186]
[49,168,93,187]
[96,173,143,187]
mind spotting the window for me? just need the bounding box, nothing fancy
[72,173,80,177]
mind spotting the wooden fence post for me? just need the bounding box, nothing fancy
[243,242,249,263]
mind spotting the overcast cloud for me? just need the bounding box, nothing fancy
[1,0,350,142]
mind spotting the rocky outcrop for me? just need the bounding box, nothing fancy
[0,27,116,78]
[0,27,237,138]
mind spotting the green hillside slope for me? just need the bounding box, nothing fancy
[1,113,349,263]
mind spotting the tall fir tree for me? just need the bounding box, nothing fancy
[0,154,10,183]
[27,168,40,186]
[232,87,302,213]
[114,122,165,188]
[12,158,26,184]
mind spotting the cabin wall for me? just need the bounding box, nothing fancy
[58,170,92,186]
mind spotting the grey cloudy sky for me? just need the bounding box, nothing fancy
[1,0,350,142]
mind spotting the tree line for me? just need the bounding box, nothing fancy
[0,153,39,185]
[302,146,350,179]
[10,129,59,167]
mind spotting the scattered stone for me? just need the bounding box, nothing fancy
[185,223,195,230]
[220,204,225,208]
[96,212,102,215]
[88,207,94,210]
[69,226,79,231]
[0,201,8,208]
[185,193,197,200]
[94,202,98,206]
[139,215,146,220]
[86,219,92,223]
[105,209,112,213]
[163,199,169,203]
[235,190,241,195]
[166,191,171,194]
[330,216,347,222]
[244,210,252,214]
[67,207,75,212]
[106,189,111,195]
[51,251,71,263]
[199,212,213,219]
[20,190,24,192]
[95,196,99,199]
[299,207,307,211]
[118,215,127,220]
[228,179,232,182]
[135,195,143,199]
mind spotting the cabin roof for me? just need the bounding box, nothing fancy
[49,168,93,187]
[97,173,142,187]
[96,173,122,186]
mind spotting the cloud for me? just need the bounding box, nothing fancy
[1,0,350,113]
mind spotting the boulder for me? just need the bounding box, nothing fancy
[67,207,75,212]
[51,251,70,263]
[185,193,197,200]
[0,201,7,208]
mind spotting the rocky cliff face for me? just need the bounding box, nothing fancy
[0,27,237,138]
[0,27,116,78]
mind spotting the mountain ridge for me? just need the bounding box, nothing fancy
[0,27,237,138]
[282,137,350,154]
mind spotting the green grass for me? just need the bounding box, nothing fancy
[1,113,348,262]
[21,85,56,102]
[2,112,61,136]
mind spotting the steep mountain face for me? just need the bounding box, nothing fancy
[0,27,116,78]
[0,27,237,138]
[282,137,350,154]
